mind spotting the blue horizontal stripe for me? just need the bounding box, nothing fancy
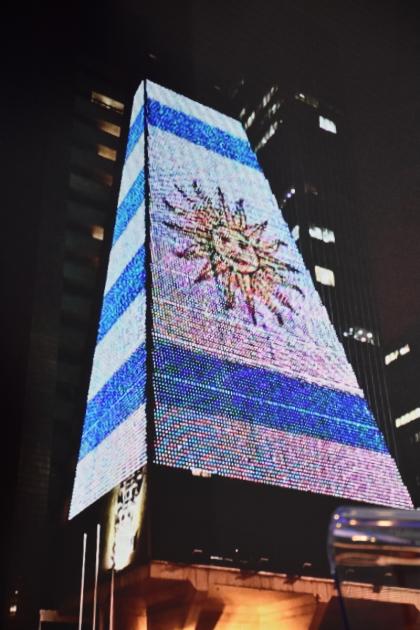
[97,246,146,342]
[79,344,147,459]
[125,106,144,161]
[112,170,145,245]
[153,341,387,453]
[147,99,261,171]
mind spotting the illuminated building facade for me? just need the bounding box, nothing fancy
[56,80,412,628]
[70,81,410,520]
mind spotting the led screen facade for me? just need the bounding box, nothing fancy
[147,81,411,509]
[70,80,411,518]
[70,87,147,518]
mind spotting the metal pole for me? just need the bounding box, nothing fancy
[109,568,115,630]
[78,533,87,630]
[92,524,101,630]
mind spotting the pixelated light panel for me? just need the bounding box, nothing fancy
[70,85,147,518]
[147,81,412,508]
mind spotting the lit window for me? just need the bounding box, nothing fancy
[91,225,104,241]
[191,468,212,478]
[97,119,121,138]
[309,225,335,243]
[319,115,337,134]
[395,408,420,428]
[294,93,319,109]
[261,86,277,108]
[97,144,117,161]
[385,350,399,365]
[244,111,255,130]
[91,91,124,115]
[291,225,300,241]
[315,265,335,286]
[352,327,375,344]
[267,102,281,118]
[385,344,411,365]
[239,107,246,120]
[255,122,279,152]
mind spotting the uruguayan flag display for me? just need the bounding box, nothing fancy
[70,80,411,518]
[70,87,147,518]
[147,81,411,509]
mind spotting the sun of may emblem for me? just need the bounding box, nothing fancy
[164,181,304,325]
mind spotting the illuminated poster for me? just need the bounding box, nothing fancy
[70,80,411,519]
[147,81,411,509]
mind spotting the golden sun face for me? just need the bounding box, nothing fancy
[164,181,304,325]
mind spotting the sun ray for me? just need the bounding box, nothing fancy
[194,261,213,283]
[245,221,267,242]
[176,243,207,259]
[164,184,304,325]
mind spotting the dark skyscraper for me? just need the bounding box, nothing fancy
[5,70,131,629]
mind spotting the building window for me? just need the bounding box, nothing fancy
[91,91,124,115]
[97,144,117,161]
[294,93,319,109]
[395,408,420,428]
[244,111,256,130]
[255,122,279,152]
[385,344,411,365]
[314,265,335,287]
[261,86,277,108]
[309,225,335,244]
[97,119,121,138]
[319,115,337,134]
[266,102,282,118]
[343,327,375,345]
[91,225,104,241]
[96,171,113,187]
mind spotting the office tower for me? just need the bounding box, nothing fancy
[6,71,129,629]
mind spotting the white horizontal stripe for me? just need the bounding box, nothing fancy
[69,404,147,518]
[105,201,145,295]
[146,80,248,142]
[87,291,146,401]
[118,133,145,205]
[130,82,144,126]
